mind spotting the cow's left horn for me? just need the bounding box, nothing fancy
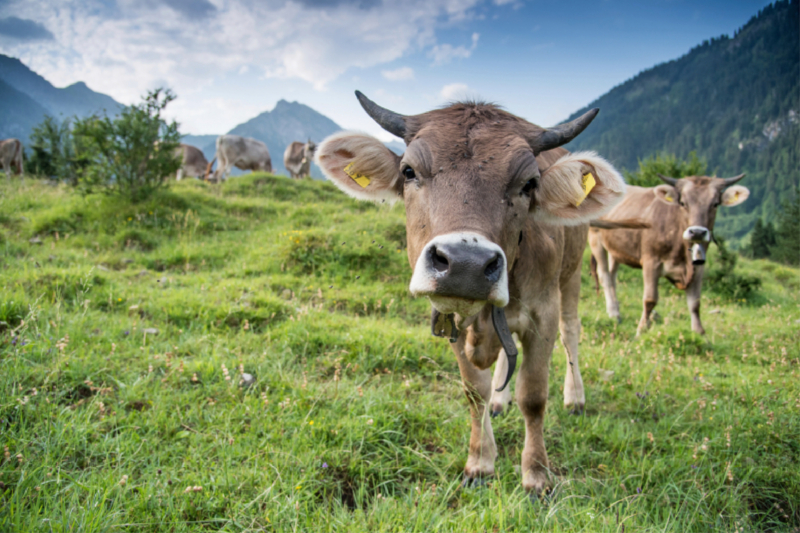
[657,173,679,186]
[720,173,745,187]
[355,90,407,139]
[532,108,599,153]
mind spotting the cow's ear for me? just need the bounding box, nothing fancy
[721,185,749,207]
[533,151,626,225]
[654,185,678,205]
[315,131,403,203]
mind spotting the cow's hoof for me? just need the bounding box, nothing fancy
[490,400,511,418]
[568,405,585,416]
[461,475,490,489]
[522,468,550,495]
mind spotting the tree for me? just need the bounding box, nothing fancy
[27,116,91,185]
[624,152,708,187]
[74,89,181,202]
[745,218,777,259]
[771,185,800,265]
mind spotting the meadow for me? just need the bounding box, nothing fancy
[1,174,798,532]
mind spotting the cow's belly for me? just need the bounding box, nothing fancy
[602,231,642,268]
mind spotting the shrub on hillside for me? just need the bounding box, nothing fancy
[624,151,707,187]
[771,186,800,265]
[73,89,181,202]
[706,237,761,301]
[27,116,92,185]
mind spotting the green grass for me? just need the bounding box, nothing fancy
[1,175,799,532]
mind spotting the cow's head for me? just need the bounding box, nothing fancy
[653,174,749,243]
[302,139,317,165]
[316,92,625,318]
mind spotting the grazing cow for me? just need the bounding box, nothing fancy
[0,138,23,178]
[212,135,272,181]
[174,143,210,181]
[284,139,316,179]
[316,91,626,493]
[589,174,749,335]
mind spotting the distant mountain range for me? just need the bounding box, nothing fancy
[565,0,798,243]
[0,54,123,140]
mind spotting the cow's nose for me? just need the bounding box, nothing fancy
[427,242,503,300]
[683,226,710,242]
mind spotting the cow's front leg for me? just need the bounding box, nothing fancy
[489,348,514,417]
[517,309,559,494]
[454,335,498,485]
[589,232,621,322]
[686,265,705,335]
[637,260,660,336]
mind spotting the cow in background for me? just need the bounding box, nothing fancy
[284,139,316,179]
[174,143,210,181]
[589,174,749,335]
[316,91,626,493]
[0,138,23,178]
[212,135,272,181]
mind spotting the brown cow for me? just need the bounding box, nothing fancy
[316,91,626,493]
[284,139,316,179]
[174,143,210,181]
[0,138,23,178]
[589,174,749,336]
[212,135,272,182]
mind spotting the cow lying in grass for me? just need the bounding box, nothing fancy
[316,92,625,494]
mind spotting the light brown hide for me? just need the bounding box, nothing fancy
[317,100,626,494]
[284,141,316,179]
[0,138,23,178]
[590,177,746,335]
[174,143,209,181]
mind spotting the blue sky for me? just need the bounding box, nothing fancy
[0,0,774,141]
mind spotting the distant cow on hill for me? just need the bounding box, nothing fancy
[174,143,210,181]
[211,135,272,182]
[0,138,23,178]
[589,174,749,335]
[284,139,316,179]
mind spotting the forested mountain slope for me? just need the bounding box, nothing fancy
[565,0,799,242]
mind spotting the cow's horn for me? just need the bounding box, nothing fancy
[355,90,407,139]
[657,173,679,186]
[533,108,599,153]
[720,173,745,187]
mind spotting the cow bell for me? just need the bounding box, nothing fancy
[691,243,706,265]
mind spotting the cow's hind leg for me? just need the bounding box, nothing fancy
[560,266,585,413]
[517,303,559,494]
[589,231,620,322]
[453,338,497,486]
[489,347,513,417]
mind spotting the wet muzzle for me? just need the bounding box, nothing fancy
[691,243,706,265]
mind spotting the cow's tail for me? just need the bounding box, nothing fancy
[590,254,600,296]
[589,218,651,230]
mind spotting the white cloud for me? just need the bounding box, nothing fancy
[440,83,470,101]
[381,66,414,81]
[0,0,483,106]
[429,32,479,65]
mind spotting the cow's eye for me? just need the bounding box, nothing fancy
[403,166,417,181]
[521,178,537,196]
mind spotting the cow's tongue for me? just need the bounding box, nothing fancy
[430,306,518,392]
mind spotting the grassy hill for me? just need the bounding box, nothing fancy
[565,0,799,245]
[1,177,798,531]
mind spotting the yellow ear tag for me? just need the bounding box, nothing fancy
[664,194,674,202]
[575,172,596,207]
[344,162,371,188]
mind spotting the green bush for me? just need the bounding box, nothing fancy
[706,237,762,301]
[27,116,92,185]
[73,89,181,202]
[624,151,708,187]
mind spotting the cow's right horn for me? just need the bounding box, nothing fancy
[355,90,407,139]
[657,173,679,186]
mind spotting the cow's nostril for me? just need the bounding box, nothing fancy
[430,246,450,273]
[484,254,502,282]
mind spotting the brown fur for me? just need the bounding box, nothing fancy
[174,143,209,181]
[590,177,749,335]
[317,101,626,493]
[0,138,23,178]
[283,140,316,179]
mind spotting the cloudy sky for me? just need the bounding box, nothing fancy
[0,0,773,141]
